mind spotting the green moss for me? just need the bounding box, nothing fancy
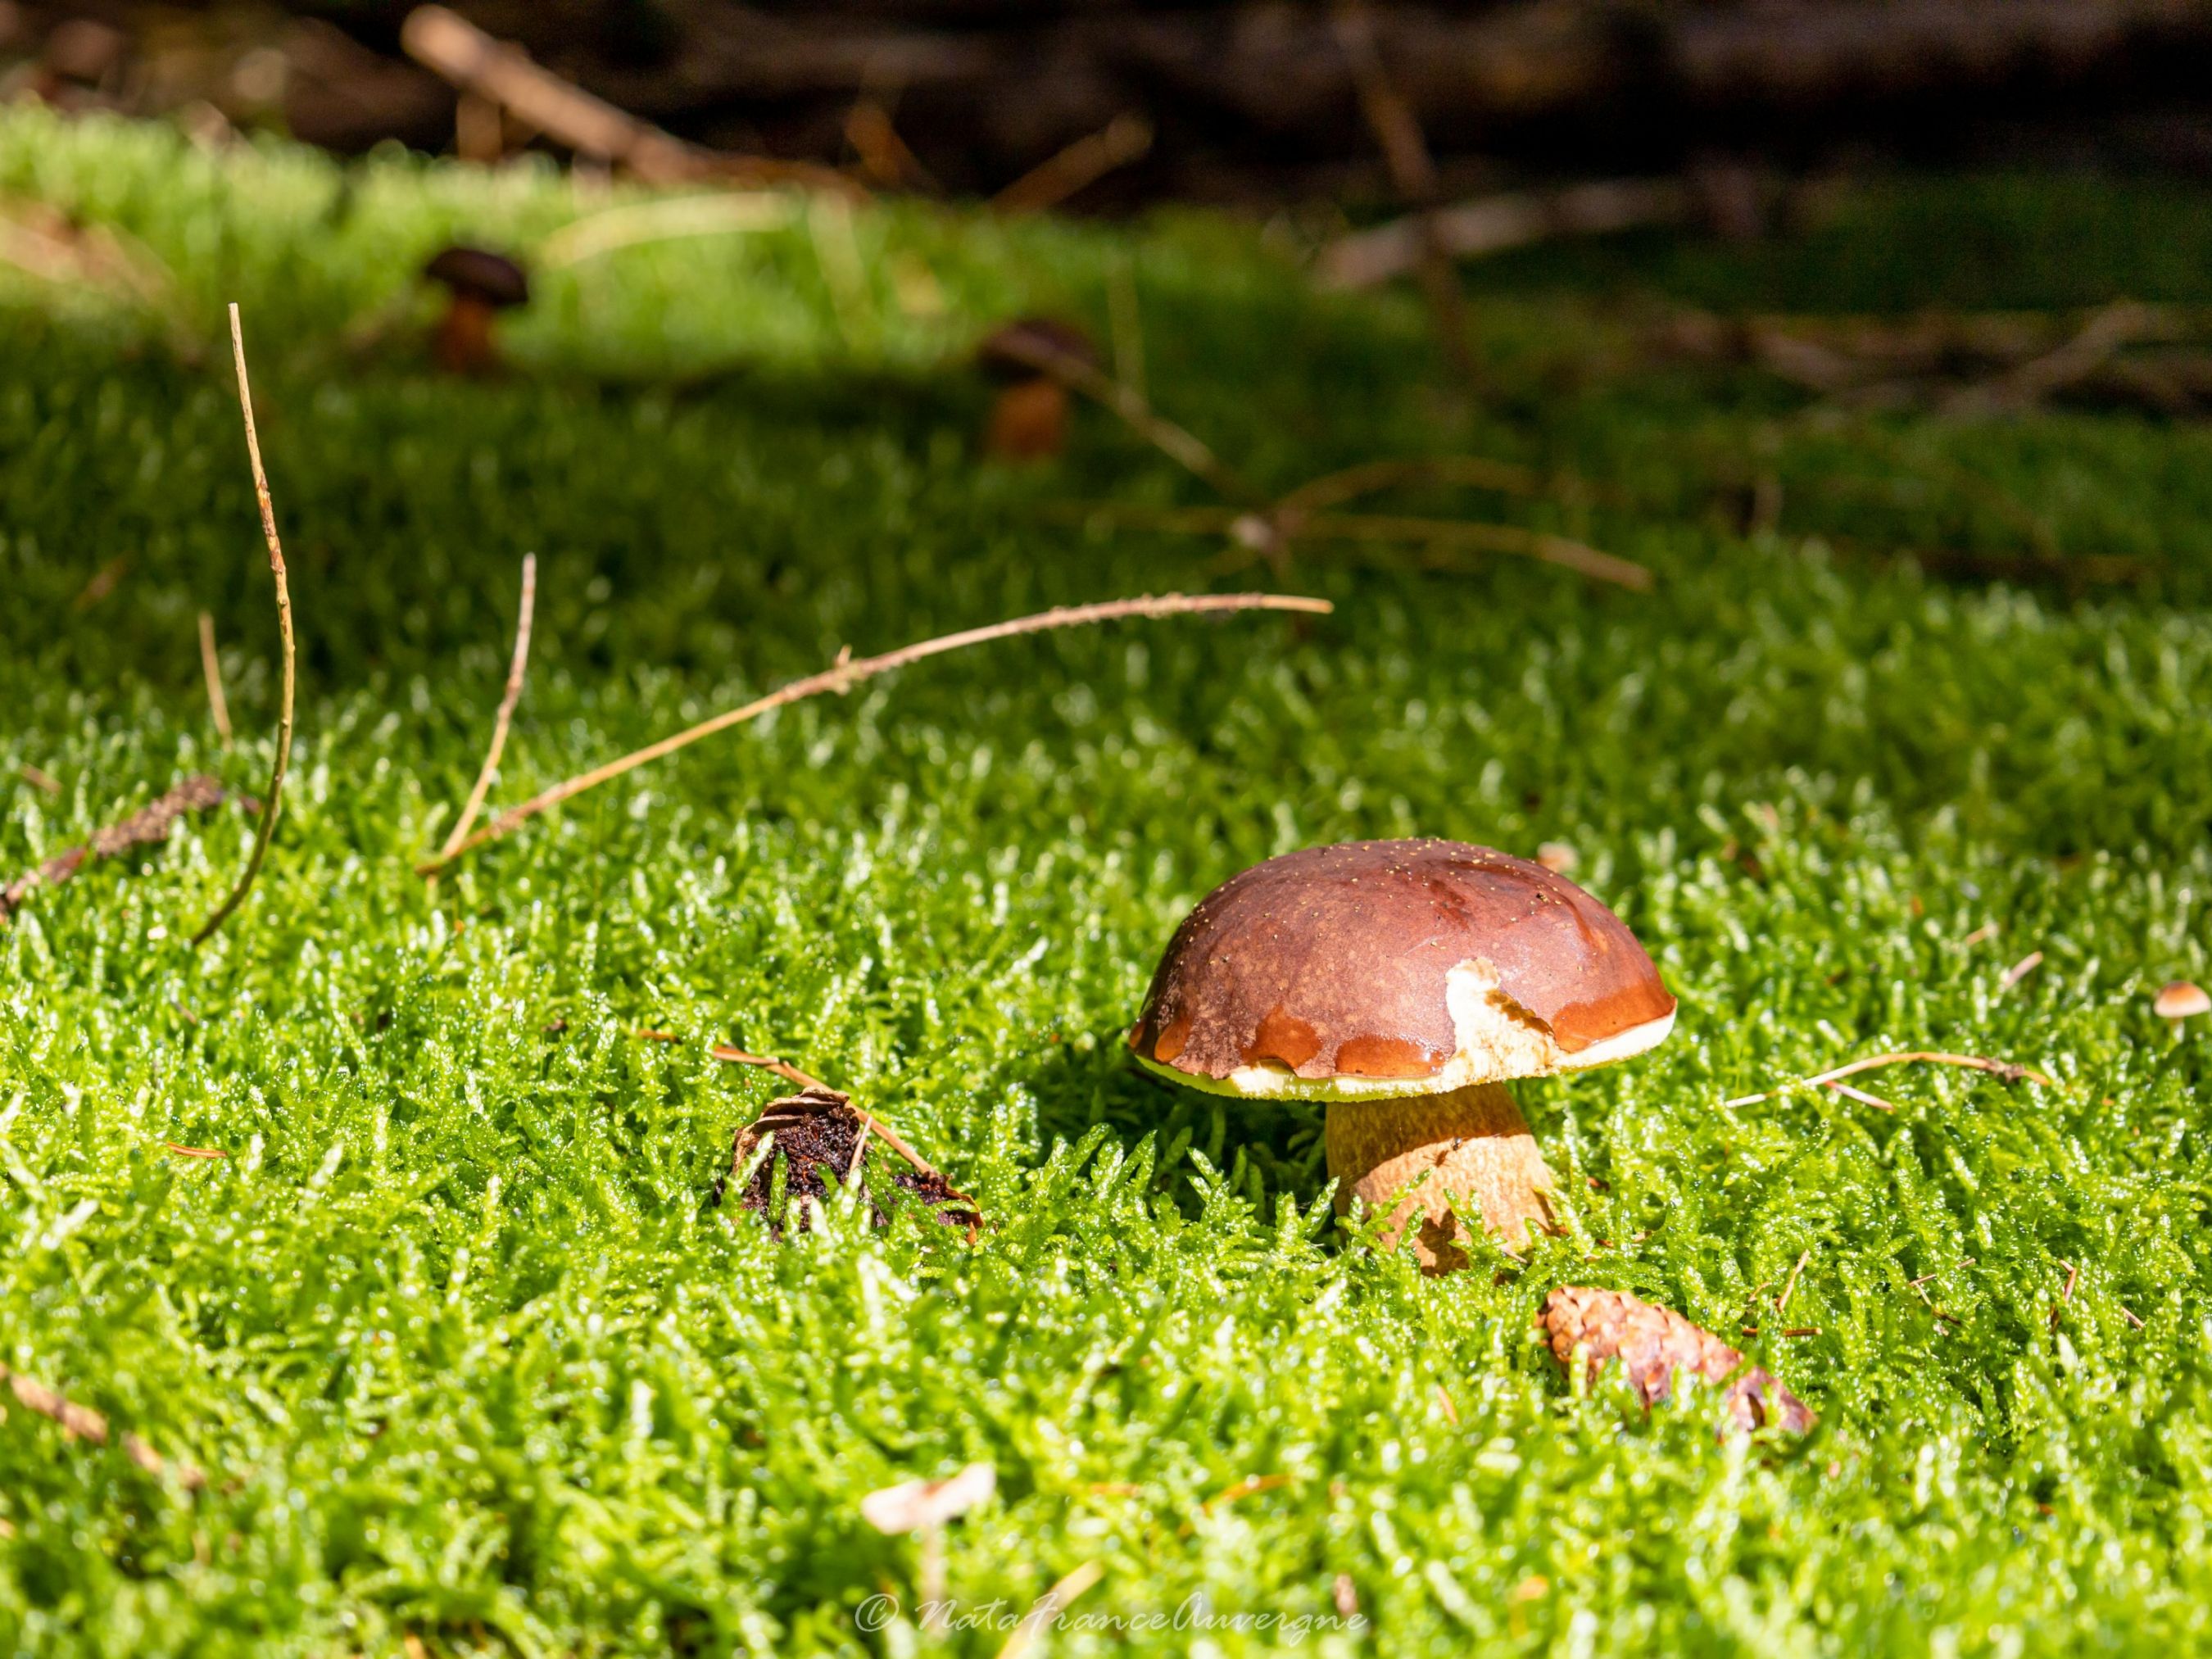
[4,105,2212,1654]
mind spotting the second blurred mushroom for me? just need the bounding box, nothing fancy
[424,245,529,374]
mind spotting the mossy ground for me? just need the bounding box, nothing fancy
[5,108,2212,1655]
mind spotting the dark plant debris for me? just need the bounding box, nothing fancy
[717,1086,980,1237]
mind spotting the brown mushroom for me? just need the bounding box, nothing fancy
[423,246,530,374]
[1130,839,1675,1271]
[976,317,1097,461]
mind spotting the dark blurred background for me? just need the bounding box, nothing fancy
[7,2,2212,211]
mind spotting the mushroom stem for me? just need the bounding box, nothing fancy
[1325,1081,1553,1271]
[435,293,499,374]
[986,378,1071,460]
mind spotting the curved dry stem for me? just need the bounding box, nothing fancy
[419,591,1330,873]
[435,552,537,864]
[192,304,294,949]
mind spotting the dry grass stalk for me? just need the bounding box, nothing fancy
[197,611,233,750]
[192,305,295,948]
[435,553,537,865]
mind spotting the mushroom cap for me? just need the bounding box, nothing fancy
[423,245,531,308]
[2155,980,2211,1020]
[1130,838,1676,1100]
[976,316,1098,383]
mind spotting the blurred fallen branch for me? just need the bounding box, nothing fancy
[1331,0,1480,394]
[401,6,854,193]
[1320,179,1686,289]
[991,113,1152,215]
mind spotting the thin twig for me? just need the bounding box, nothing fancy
[711,1045,829,1093]
[1331,0,1480,397]
[16,763,61,796]
[420,592,1329,871]
[1276,455,1555,515]
[984,333,1258,502]
[1822,1080,1895,1112]
[191,305,295,949]
[1999,950,2044,991]
[197,611,233,750]
[0,1365,205,1489]
[436,553,537,863]
[1723,1049,2058,1108]
[1046,500,1649,590]
[991,114,1152,215]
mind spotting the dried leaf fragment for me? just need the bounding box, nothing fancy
[861,1462,997,1534]
[1540,1285,1815,1435]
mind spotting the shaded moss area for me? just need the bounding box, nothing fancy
[5,106,2212,1654]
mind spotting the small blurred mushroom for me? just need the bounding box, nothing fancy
[976,317,1098,462]
[2154,981,2210,1022]
[423,245,529,374]
[1542,1285,1814,1436]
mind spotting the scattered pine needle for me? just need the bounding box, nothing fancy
[538,195,792,270]
[1723,1049,2058,1108]
[1776,1248,1811,1314]
[191,305,295,949]
[1275,455,1556,515]
[434,552,537,865]
[0,1364,204,1489]
[1999,950,2044,990]
[420,591,1330,871]
[197,611,233,750]
[16,763,61,796]
[161,1141,229,1159]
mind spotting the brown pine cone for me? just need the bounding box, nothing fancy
[1540,1285,1815,1436]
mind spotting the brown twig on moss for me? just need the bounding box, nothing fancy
[435,553,537,866]
[1722,1049,2059,1109]
[419,591,1330,872]
[191,306,295,949]
[2,775,242,920]
[197,611,233,750]
[0,1364,205,1489]
[16,764,61,796]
